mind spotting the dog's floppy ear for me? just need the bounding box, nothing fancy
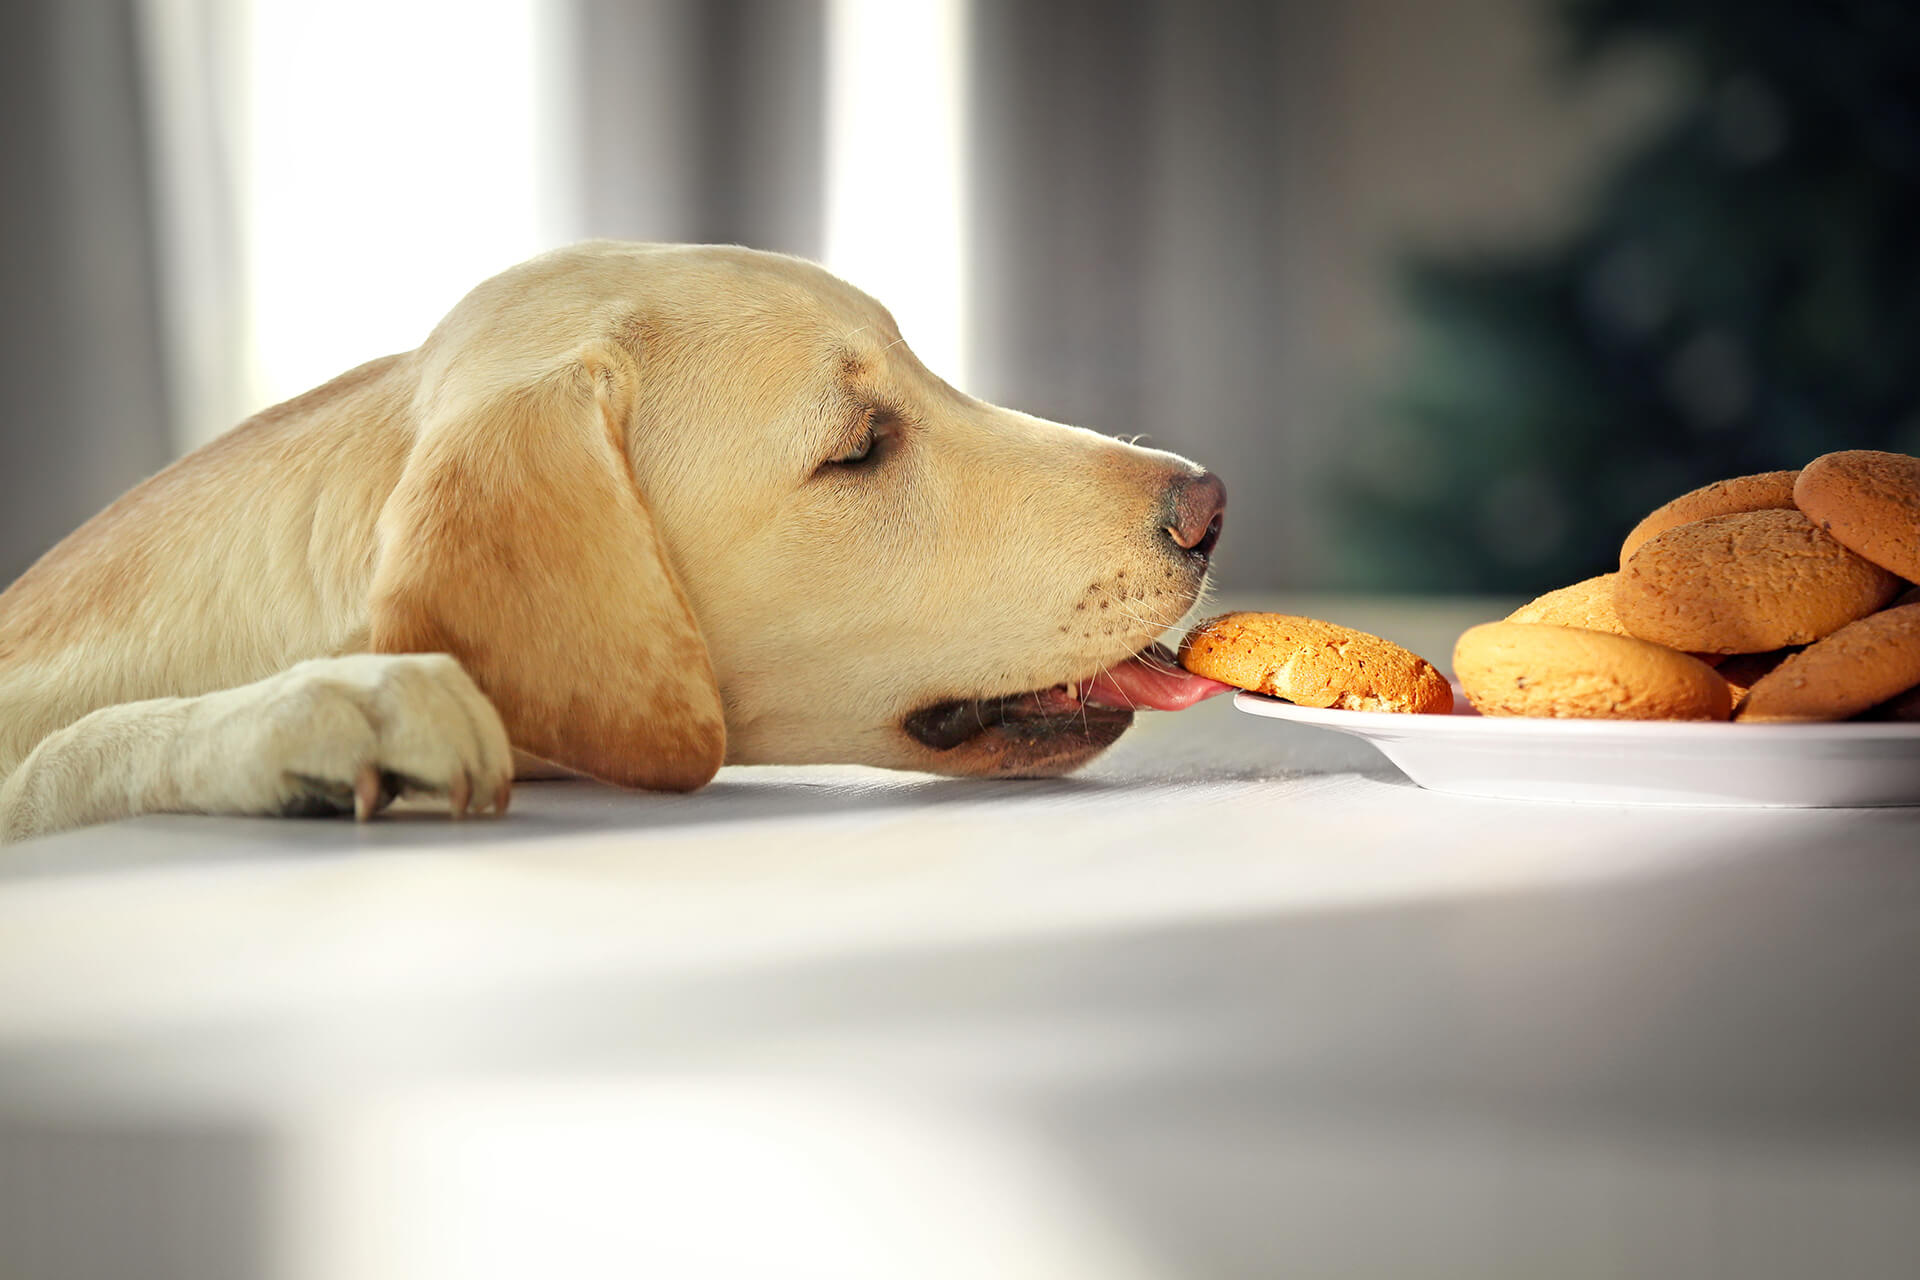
[369,340,725,791]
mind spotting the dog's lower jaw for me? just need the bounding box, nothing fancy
[895,639,1230,777]
[901,689,1135,777]
[904,724,1135,777]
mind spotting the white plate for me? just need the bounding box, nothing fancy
[1234,690,1920,807]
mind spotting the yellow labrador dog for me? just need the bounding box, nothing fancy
[0,243,1227,842]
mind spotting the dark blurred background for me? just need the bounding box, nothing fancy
[5,0,1917,594]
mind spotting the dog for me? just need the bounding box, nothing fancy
[0,242,1226,842]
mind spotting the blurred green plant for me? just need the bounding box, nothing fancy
[1334,0,1920,592]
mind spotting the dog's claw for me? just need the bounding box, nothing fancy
[450,770,471,818]
[494,780,512,816]
[353,763,381,822]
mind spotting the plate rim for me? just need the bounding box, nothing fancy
[1231,689,1920,741]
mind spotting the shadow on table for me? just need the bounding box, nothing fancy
[2,758,1410,881]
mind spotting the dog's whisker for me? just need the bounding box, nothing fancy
[1085,581,1168,621]
[1088,583,1193,635]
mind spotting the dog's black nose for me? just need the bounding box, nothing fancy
[1164,470,1226,562]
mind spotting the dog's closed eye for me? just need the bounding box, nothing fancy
[825,424,877,466]
[818,407,899,473]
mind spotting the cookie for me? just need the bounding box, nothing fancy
[1734,603,1920,722]
[1508,575,1731,664]
[1615,508,1902,653]
[1619,470,1799,567]
[1506,573,1630,635]
[1864,589,1920,720]
[1454,622,1731,720]
[1793,450,1920,583]
[1865,684,1920,722]
[1178,612,1453,714]
[1714,648,1800,703]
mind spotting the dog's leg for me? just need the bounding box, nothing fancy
[0,654,513,843]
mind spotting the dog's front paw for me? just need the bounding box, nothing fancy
[188,654,515,821]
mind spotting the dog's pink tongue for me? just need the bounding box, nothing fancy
[1084,653,1232,711]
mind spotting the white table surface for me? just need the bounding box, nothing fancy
[4,596,1919,1280]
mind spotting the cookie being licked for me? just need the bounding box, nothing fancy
[1178,612,1453,714]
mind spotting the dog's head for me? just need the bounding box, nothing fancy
[373,243,1225,789]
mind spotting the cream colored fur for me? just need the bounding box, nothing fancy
[0,243,1213,842]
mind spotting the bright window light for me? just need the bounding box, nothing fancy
[824,0,971,388]
[242,0,573,409]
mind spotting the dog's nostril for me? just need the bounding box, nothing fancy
[1192,512,1223,559]
[1164,470,1227,560]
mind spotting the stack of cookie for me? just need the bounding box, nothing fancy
[1455,449,1920,722]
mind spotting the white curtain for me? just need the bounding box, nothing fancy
[132,0,997,449]
[135,0,581,451]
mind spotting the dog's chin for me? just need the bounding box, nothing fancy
[901,685,1135,778]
